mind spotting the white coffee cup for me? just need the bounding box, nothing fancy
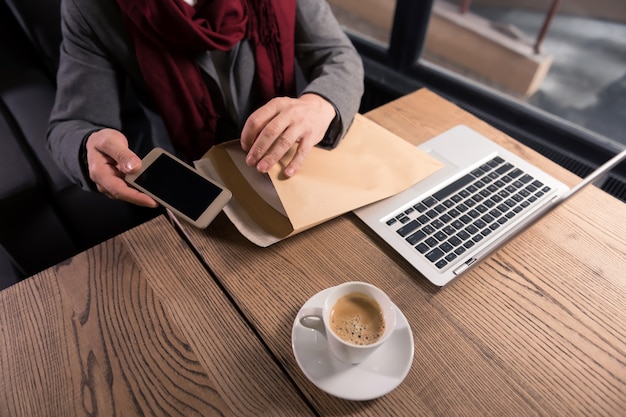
[298,281,397,364]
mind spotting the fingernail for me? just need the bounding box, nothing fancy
[246,154,256,166]
[257,161,269,173]
[285,167,295,177]
[124,159,138,171]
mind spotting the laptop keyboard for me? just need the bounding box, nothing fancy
[385,156,552,270]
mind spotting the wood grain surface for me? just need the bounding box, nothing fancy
[180,89,626,416]
[0,215,314,417]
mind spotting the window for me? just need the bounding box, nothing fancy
[328,0,626,201]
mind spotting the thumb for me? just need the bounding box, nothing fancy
[118,151,141,174]
[88,128,142,174]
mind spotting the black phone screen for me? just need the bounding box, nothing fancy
[133,154,223,220]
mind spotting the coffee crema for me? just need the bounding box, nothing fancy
[329,292,385,346]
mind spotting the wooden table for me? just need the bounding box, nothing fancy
[2,89,625,416]
[0,215,314,416]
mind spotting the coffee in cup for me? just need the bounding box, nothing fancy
[330,292,385,346]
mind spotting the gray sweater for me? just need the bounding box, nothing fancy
[48,0,364,190]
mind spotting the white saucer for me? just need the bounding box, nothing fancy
[292,287,414,401]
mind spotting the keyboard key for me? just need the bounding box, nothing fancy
[443,226,456,236]
[439,242,454,253]
[465,225,479,235]
[519,174,533,184]
[426,248,444,262]
[451,220,465,230]
[435,259,447,269]
[417,214,430,224]
[489,208,502,218]
[425,237,438,247]
[396,220,420,237]
[406,230,427,244]
[416,243,429,253]
[433,173,475,201]
[473,219,486,229]
[496,163,513,175]
[422,196,438,207]
[457,230,471,241]
[475,204,488,213]
[481,214,494,223]
[422,225,436,235]
[432,219,445,229]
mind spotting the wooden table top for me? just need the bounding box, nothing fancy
[1,89,625,416]
[180,89,626,416]
[0,215,315,416]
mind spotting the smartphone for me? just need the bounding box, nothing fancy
[125,148,232,228]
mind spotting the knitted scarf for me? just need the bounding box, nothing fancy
[116,0,296,160]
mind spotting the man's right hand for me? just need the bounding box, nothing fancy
[85,128,158,208]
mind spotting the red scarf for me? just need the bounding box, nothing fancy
[116,0,296,160]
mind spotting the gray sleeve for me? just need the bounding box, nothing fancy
[47,0,125,190]
[295,0,364,147]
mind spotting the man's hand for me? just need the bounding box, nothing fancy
[240,93,336,177]
[86,128,158,208]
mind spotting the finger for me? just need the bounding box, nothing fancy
[240,98,284,152]
[283,135,316,177]
[254,125,301,173]
[89,129,142,174]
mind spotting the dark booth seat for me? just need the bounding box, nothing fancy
[0,0,159,290]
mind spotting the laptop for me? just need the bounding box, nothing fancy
[354,125,626,286]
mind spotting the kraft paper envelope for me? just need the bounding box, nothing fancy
[196,114,443,246]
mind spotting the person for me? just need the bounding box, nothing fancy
[47,0,364,209]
